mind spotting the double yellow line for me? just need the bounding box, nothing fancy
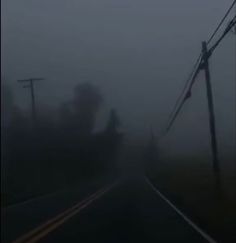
[13,183,116,243]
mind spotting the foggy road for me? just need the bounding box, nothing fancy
[2,176,217,243]
[2,1,235,243]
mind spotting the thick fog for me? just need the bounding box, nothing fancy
[2,0,235,160]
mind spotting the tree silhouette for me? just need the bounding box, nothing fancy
[1,85,23,128]
[2,83,124,206]
[60,82,103,136]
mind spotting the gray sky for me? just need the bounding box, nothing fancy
[2,0,235,159]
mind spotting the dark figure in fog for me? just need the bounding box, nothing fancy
[145,130,159,174]
[105,109,121,135]
[93,109,123,170]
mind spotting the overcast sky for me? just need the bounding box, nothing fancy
[2,0,235,159]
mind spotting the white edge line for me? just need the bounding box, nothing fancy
[145,177,218,243]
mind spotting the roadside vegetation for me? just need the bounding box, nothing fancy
[1,83,123,207]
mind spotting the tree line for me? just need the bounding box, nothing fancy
[1,82,123,206]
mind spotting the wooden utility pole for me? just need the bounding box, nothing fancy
[201,41,221,193]
[18,78,44,124]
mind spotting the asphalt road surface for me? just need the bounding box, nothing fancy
[2,176,217,243]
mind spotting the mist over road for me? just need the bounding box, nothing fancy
[2,176,215,243]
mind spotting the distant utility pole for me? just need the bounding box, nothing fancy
[201,41,221,193]
[18,78,44,124]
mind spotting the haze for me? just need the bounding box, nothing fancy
[2,0,235,160]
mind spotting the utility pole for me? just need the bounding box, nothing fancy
[201,41,221,194]
[18,78,44,124]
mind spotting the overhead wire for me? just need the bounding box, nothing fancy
[165,61,202,133]
[160,2,236,137]
[207,0,236,44]
[164,54,202,126]
[208,15,236,54]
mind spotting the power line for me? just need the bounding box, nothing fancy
[162,14,236,136]
[189,16,236,91]
[209,15,236,54]
[164,54,202,131]
[165,93,190,133]
[18,78,44,124]
[165,63,202,133]
[201,41,221,194]
[207,0,236,44]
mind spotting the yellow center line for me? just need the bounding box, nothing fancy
[26,186,113,243]
[12,183,116,243]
